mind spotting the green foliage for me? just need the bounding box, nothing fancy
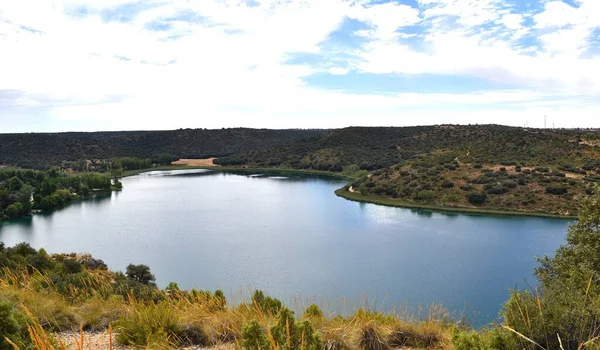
[252,290,283,316]
[466,193,487,205]
[158,153,175,165]
[125,264,156,285]
[0,301,30,350]
[342,164,369,179]
[303,304,324,321]
[270,308,322,350]
[546,186,568,195]
[451,328,516,350]
[501,186,600,349]
[0,168,116,221]
[241,320,269,350]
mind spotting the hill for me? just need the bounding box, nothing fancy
[2,125,600,216]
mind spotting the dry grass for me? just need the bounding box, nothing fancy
[1,270,454,350]
[171,159,219,167]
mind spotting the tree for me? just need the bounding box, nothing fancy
[502,186,600,348]
[158,153,173,165]
[126,264,156,285]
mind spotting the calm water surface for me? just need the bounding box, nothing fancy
[0,170,569,326]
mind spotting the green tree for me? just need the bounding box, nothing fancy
[158,153,173,165]
[502,186,600,349]
[126,264,156,285]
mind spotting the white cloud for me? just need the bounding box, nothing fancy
[0,0,599,132]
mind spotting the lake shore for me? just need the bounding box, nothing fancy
[335,188,577,220]
[120,165,577,220]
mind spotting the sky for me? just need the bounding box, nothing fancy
[1,0,599,132]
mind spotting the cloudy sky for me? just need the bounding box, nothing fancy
[1,0,599,132]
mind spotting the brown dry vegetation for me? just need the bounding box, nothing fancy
[172,158,219,167]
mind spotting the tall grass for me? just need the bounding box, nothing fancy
[1,268,456,350]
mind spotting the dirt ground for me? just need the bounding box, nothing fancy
[171,158,219,167]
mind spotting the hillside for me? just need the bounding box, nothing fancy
[2,125,600,216]
[0,128,326,169]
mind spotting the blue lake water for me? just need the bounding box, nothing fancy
[0,169,570,327]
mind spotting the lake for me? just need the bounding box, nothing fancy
[0,169,570,327]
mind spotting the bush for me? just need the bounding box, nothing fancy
[0,301,30,350]
[241,320,269,350]
[251,290,282,316]
[459,185,473,192]
[441,181,455,188]
[452,328,516,350]
[466,193,487,205]
[486,186,509,195]
[303,304,324,321]
[501,187,600,348]
[116,302,187,347]
[268,308,322,350]
[546,186,568,195]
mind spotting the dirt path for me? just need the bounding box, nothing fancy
[57,331,236,350]
[171,158,219,167]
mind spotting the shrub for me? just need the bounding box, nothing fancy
[241,320,269,350]
[116,302,186,347]
[390,325,442,348]
[441,181,455,188]
[303,304,324,321]
[459,185,473,192]
[270,308,322,350]
[486,186,509,195]
[501,187,600,348]
[546,186,568,195]
[0,301,30,350]
[359,323,389,350]
[62,259,83,274]
[251,290,282,316]
[466,193,487,205]
[452,328,516,350]
[517,178,526,186]
[413,191,436,203]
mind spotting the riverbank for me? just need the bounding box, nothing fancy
[335,188,577,220]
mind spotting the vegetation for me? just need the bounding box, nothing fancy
[0,168,119,222]
[2,125,599,216]
[0,129,326,170]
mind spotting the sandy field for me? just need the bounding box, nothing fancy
[171,158,219,167]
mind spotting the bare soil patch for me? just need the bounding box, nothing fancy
[171,158,219,167]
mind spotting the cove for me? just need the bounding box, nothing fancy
[0,169,570,327]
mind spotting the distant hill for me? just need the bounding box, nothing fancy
[0,128,326,169]
[2,125,600,216]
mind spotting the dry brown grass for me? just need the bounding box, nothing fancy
[171,159,219,167]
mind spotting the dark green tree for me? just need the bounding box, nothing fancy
[125,264,156,285]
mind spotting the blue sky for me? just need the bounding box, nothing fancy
[0,0,599,132]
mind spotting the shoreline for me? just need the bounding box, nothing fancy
[335,188,577,220]
[120,165,577,220]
